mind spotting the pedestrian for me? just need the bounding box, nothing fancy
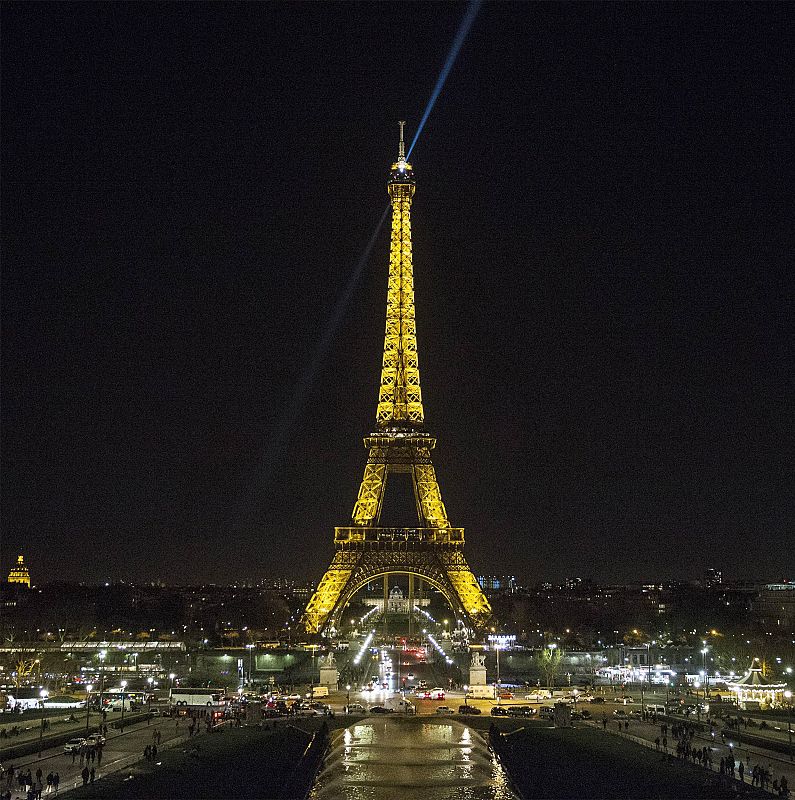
[89,768,94,785]
[80,767,89,786]
[151,744,157,761]
[144,745,151,761]
[655,737,660,751]
[90,748,95,763]
[602,718,607,730]
[35,769,42,787]
[739,761,744,782]
[46,773,53,794]
[53,773,59,795]
[97,747,103,766]
[662,736,667,751]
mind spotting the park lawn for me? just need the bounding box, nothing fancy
[66,722,315,799]
[493,723,766,799]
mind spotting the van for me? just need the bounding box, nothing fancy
[469,685,495,699]
[307,686,329,698]
[647,704,666,715]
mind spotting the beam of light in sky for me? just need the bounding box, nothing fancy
[407,0,482,159]
[259,204,391,481]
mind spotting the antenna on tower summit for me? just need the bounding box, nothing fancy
[398,121,406,160]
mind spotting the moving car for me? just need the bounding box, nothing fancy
[369,706,395,714]
[429,688,446,700]
[497,691,514,700]
[458,704,481,715]
[343,703,366,714]
[435,706,454,715]
[589,697,606,704]
[63,738,86,754]
[85,733,106,747]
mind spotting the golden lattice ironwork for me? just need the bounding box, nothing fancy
[302,124,491,635]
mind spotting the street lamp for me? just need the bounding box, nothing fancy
[701,642,709,703]
[38,689,49,757]
[98,649,107,715]
[120,680,128,730]
[85,684,93,734]
[246,644,255,687]
[346,684,351,710]
[784,690,793,762]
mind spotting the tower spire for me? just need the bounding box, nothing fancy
[378,124,421,426]
[398,120,406,161]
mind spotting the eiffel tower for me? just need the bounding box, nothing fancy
[302,123,492,635]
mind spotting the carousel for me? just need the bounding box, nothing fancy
[727,660,788,709]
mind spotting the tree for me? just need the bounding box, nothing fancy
[537,646,563,688]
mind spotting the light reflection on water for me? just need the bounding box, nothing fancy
[310,718,517,800]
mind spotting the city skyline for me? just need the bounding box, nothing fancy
[2,4,792,586]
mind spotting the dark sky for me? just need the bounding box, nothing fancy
[2,3,792,587]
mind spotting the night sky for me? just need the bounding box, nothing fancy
[2,3,792,586]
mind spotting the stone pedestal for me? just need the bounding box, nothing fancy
[468,651,487,687]
[468,665,487,686]
[319,667,339,691]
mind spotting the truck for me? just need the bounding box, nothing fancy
[469,685,495,699]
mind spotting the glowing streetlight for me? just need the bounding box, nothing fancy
[85,684,93,733]
[38,689,49,757]
[120,680,128,729]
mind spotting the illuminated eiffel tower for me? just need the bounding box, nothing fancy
[302,123,492,636]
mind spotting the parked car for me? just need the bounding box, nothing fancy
[539,706,554,719]
[490,706,511,716]
[613,710,629,720]
[571,710,592,720]
[589,697,606,704]
[295,707,324,716]
[63,738,86,754]
[435,706,454,715]
[458,704,481,715]
[508,706,536,717]
[369,706,395,714]
[343,703,366,714]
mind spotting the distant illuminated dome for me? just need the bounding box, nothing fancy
[8,554,31,588]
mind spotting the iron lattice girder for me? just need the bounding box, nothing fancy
[377,186,423,426]
[300,143,492,635]
[302,541,491,635]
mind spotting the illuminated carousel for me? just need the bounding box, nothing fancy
[727,660,787,709]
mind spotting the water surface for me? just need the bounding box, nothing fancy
[310,717,517,800]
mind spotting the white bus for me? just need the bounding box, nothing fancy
[168,688,225,716]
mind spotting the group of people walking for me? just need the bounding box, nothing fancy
[607,708,792,797]
[2,766,61,799]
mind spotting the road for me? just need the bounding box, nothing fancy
[2,716,191,798]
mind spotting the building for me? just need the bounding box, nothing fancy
[753,583,795,631]
[703,568,723,589]
[7,555,31,588]
[477,576,517,593]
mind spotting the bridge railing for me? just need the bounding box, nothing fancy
[334,527,464,546]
